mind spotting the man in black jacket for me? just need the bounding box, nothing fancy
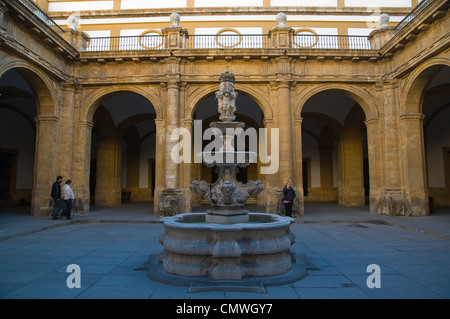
[50,176,63,219]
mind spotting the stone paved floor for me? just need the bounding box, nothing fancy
[0,203,449,299]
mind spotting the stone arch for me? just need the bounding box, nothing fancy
[187,84,273,121]
[0,59,58,116]
[0,59,62,215]
[82,85,162,122]
[86,89,159,207]
[299,88,372,207]
[295,83,378,121]
[402,56,450,209]
[402,56,450,114]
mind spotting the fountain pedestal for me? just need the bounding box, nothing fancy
[206,206,249,224]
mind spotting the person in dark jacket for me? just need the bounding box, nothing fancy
[50,176,63,219]
[282,182,296,217]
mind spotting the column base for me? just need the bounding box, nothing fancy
[275,190,304,217]
[373,189,429,216]
[157,188,190,217]
[31,201,51,217]
[73,198,90,215]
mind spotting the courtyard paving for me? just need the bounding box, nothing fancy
[0,202,449,299]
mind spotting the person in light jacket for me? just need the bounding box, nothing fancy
[282,182,296,217]
[61,179,75,220]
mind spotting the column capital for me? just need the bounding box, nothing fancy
[35,115,59,124]
[166,79,181,90]
[154,118,165,127]
[294,117,303,125]
[263,118,275,127]
[79,119,94,129]
[271,79,293,89]
[400,113,425,121]
[182,118,193,127]
[364,118,379,127]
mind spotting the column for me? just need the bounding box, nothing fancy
[59,84,88,214]
[72,119,94,214]
[365,118,382,214]
[31,115,60,216]
[126,145,141,190]
[261,118,278,213]
[399,113,429,216]
[165,80,180,189]
[95,136,122,206]
[59,85,76,180]
[276,81,294,185]
[319,145,335,199]
[157,80,186,216]
[181,118,193,213]
[272,78,296,215]
[338,136,365,206]
[153,118,165,215]
[377,82,407,215]
[293,117,304,215]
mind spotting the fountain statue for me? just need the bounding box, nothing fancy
[141,70,307,287]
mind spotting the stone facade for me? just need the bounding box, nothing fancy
[0,0,448,217]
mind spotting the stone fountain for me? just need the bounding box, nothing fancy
[141,71,307,290]
[189,70,264,225]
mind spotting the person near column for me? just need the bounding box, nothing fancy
[50,176,63,219]
[282,182,296,217]
[61,179,75,220]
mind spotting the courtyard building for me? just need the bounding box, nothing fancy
[0,0,448,218]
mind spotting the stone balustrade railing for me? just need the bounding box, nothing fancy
[84,33,373,52]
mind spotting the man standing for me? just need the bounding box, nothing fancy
[51,176,63,219]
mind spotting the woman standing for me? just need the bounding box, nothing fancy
[61,179,75,220]
[282,182,296,217]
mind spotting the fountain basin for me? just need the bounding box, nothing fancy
[159,212,295,281]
